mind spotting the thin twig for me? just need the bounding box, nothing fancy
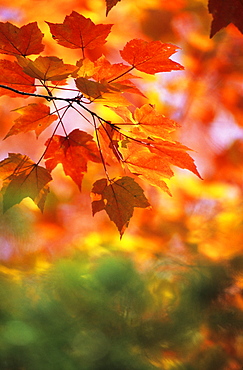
[0,84,79,102]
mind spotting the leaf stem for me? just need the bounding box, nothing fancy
[107,66,135,83]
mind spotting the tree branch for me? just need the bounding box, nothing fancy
[0,84,78,103]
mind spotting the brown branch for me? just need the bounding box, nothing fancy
[0,84,79,103]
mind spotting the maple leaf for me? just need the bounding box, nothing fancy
[0,59,35,97]
[98,123,124,164]
[75,77,112,100]
[92,56,145,97]
[120,39,183,74]
[208,0,243,37]
[108,106,134,124]
[44,129,101,190]
[131,104,180,140]
[106,0,122,15]
[75,77,131,106]
[121,143,173,194]
[17,56,78,82]
[46,11,112,52]
[147,139,202,178]
[111,80,147,97]
[0,153,52,212]
[121,139,201,194]
[91,176,150,237]
[92,56,137,82]
[4,103,58,139]
[76,58,99,79]
[0,21,44,56]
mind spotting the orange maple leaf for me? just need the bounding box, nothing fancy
[92,56,137,82]
[4,103,58,139]
[91,176,150,237]
[0,21,44,56]
[0,153,52,212]
[75,76,131,106]
[0,59,35,97]
[120,39,184,74]
[44,129,101,190]
[133,104,179,139]
[97,123,124,164]
[121,139,201,194]
[147,139,202,178]
[107,106,134,124]
[17,56,78,82]
[112,104,180,140]
[46,11,112,52]
[92,56,145,97]
[75,58,98,79]
[121,143,173,194]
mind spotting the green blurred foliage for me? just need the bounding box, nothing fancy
[0,253,242,369]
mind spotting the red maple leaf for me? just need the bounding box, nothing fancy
[5,103,58,139]
[46,11,112,52]
[44,129,101,190]
[0,59,35,97]
[0,21,44,56]
[92,56,137,82]
[120,39,184,74]
[92,56,145,97]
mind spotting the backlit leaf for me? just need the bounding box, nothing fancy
[121,139,201,193]
[91,176,150,237]
[121,142,173,194]
[76,58,98,78]
[75,77,131,106]
[120,39,183,74]
[111,80,146,97]
[93,56,137,82]
[4,103,58,139]
[44,129,101,190]
[208,0,243,37]
[147,139,202,179]
[92,56,145,97]
[0,59,35,97]
[108,106,133,124]
[98,123,124,164]
[46,11,112,52]
[75,77,111,100]
[133,104,180,140]
[17,56,78,82]
[0,153,52,212]
[0,21,44,56]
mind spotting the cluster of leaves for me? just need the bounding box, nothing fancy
[0,10,201,236]
[0,252,242,370]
